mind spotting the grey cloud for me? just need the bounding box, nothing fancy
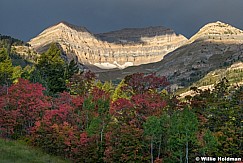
[0,0,243,41]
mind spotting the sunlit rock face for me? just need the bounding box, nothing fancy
[29,21,187,70]
[96,21,243,86]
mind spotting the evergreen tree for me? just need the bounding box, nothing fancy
[65,59,79,79]
[0,48,13,86]
[36,43,66,94]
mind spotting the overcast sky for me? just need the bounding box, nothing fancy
[0,0,243,41]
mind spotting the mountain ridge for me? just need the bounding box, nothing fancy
[27,20,243,90]
[97,21,243,88]
[189,21,243,43]
[29,21,188,70]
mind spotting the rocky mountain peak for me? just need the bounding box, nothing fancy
[96,21,243,87]
[29,22,187,70]
[199,21,242,34]
[189,21,243,42]
[56,21,91,33]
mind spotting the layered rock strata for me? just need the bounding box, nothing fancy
[97,21,243,86]
[29,22,187,69]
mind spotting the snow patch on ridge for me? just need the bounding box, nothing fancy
[94,62,134,69]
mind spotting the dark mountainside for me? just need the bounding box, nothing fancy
[97,21,243,87]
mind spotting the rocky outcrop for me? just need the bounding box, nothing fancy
[29,22,187,70]
[189,21,243,43]
[97,21,243,86]
[156,21,243,83]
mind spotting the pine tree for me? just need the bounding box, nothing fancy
[36,43,66,94]
[65,59,79,79]
[0,48,13,86]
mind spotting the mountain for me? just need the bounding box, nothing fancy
[97,21,243,87]
[29,22,187,70]
[178,61,243,97]
[28,21,243,90]
[0,34,37,67]
[0,34,29,47]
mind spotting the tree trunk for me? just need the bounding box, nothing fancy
[186,141,188,163]
[151,138,154,163]
[180,151,183,163]
[157,134,162,159]
[100,120,105,144]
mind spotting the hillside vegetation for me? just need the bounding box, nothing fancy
[97,21,243,88]
[1,43,242,162]
[0,34,38,67]
[0,138,70,163]
[177,61,243,96]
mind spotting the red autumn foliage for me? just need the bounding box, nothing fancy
[110,98,133,115]
[0,78,50,138]
[30,88,103,162]
[31,99,81,160]
[79,132,88,145]
[124,72,169,94]
[131,92,167,118]
[91,86,110,102]
[0,72,241,162]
